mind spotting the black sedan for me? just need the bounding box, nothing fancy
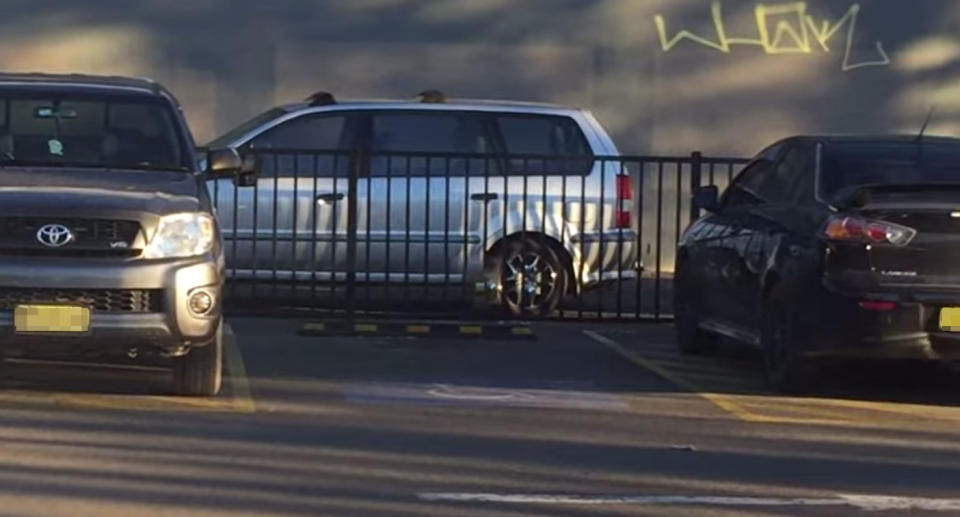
[675,135,960,392]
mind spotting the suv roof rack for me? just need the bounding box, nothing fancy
[306,91,336,106]
[417,89,446,103]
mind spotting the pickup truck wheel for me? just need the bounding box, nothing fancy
[174,321,223,396]
[762,285,817,393]
[493,238,568,318]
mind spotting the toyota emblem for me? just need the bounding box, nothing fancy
[36,224,74,248]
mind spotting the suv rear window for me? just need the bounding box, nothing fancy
[495,114,592,175]
[820,142,960,200]
[370,112,493,176]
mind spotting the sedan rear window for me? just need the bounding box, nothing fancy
[820,142,960,200]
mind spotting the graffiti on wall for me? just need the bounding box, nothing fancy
[654,2,891,72]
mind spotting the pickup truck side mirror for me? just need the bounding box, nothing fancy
[693,185,719,213]
[206,148,258,186]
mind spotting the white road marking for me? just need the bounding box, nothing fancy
[223,324,255,413]
[417,493,960,511]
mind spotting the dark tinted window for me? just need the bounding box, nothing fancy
[205,107,285,148]
[249,115,349,178]
[251,115,346,150]
[756,146,812,203]
[370,112,491,176]
[722,159,774,209]
[0,95,186,170]
[495,115,592,175]
[820,142,960,199]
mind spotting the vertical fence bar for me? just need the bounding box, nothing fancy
[539,159,549,318]
[251,155,260,300]
[634,159,644,320]
[271,153,279,299]
[385,155,393,302]
[654,160,664,321]
[616,159,624,320]
[364,152,373,306]
[329,156,340,315]
[230,156,241,302]
[291,153,300,299]
[310,153,320,312]
[443,156,451,302]
[404,156,412,304]
[502,159,509,315]
[424,157,432,301]
[345,149,361,321]
[577,168,586,320]
[597,158,606,319]
[689,151,702,224]
[461,157,472,304]
[558,157,567,321]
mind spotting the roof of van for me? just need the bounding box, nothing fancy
[278,98,582,115]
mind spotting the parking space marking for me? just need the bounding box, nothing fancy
[417,492,960,511]
[584,330,762,422]
[223,324,255,413]
[586,330,960,427]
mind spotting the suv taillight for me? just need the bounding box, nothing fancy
[823,215,917,247]
[615,175,633,229]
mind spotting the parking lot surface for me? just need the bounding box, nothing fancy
[0,319,958,516]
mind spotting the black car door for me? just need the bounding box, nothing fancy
[731,143,820,334]
[698,148,780,330]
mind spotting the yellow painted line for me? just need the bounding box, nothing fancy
[583,330,760,422]
[302,323,325,332]
[459,325,483,335]
[511,326,534,336]
[223,324,255,413]
[406,325,431,334]
[355,323,378,333]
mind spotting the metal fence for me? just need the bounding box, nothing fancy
[209,150,748,321]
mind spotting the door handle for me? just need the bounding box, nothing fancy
[316,193,345,203]
[470,193,498,202]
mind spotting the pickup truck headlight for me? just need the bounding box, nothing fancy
[143,213,215,259]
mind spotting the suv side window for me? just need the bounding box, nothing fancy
[494,115,592,175]
[248,114,350,178]
[369,112,493,176]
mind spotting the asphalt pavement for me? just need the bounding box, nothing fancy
[0,319,957,516]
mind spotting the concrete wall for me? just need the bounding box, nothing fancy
[0,0,955,156]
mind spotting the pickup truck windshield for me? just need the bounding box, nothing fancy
[820,142,960,200]
[0,94,188,171]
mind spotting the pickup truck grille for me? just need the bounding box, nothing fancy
[0,218,141,256]
[0,288,163,313]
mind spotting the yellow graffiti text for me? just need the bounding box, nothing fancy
[654,2,890,72]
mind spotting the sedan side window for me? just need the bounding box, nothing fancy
[720,158,774,210]
[248,115,349,178]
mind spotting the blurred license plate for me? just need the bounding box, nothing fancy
[14,305,90,333]
[940,308,960,332]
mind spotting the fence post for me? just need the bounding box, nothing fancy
[345,149,362,322]
[689,151,702,224]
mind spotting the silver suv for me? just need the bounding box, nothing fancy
[206,92,637,316]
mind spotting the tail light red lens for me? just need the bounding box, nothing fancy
[615,175,633,229]
[859,300,896,311]
[823,215,916,247]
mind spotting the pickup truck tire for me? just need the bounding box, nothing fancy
[174,321,223,396]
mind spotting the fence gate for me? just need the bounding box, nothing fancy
[208,150,747,321]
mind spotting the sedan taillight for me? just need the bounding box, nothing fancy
[823,215,917,247]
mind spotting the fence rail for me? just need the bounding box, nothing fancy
[209,150,749,321]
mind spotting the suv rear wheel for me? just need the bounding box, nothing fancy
[174,321,223,396]
[491,238,568,318]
